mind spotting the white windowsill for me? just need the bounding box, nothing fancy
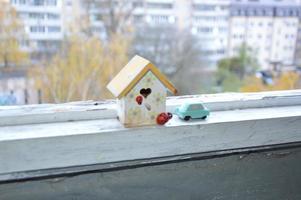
[0,90,301,180]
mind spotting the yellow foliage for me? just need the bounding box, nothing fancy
[273,71,300,90]
[31,34,129,103]
[240,76,265,92]
[0,2,28,67]
[240,72,300,92]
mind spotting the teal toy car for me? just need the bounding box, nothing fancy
[175,102,210,121]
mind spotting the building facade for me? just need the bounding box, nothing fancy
[103,0,230,69]
[229,0,301,70]
[191,0,230,68]
[9,0,64,59]
[6,0,301,70]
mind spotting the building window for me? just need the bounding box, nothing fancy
[29,13,45,19]
[47,13,60,19]
[217,49,225,55]
[19,0,26,5]
[219,5,228,11]
[65,0,72,6]
[30,26,45,33]
[134,15,144,23]
[48,26,61,33]
[133,1,143,8]
[20,39,30,48]
[18,12,28,19]
[147,3,172,9]
[150,15,169,24]
[218,27,228,33]
[32,0,45,6]
[197,27,213,33]
[46,0,57,6]
[193,4,216,11]
[91,27,102,33]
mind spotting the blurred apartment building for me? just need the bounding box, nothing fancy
[229,0,301,70]
[88,0,230,68]
[294,12,301,67]
[190,0,230,68]
[2,0,301,105]
[8,0,64,60]
[87,0,301,70]
[4,0,301,69]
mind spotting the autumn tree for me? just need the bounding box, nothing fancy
[132,25,204,95]
[215,43,259,92]
[30,0,134,103]
[241,71,300,92]
[0,2,28,68]
[81,0,135,39]
[32,34,129,103]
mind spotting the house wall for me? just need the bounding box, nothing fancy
[116,98,125,124]
[123,71,166,126]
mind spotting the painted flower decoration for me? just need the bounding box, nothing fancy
[154,92,165,106]
[149,111,157,121]
[127,107,142,122]
[142,72,156,87]
[128,92,134,99]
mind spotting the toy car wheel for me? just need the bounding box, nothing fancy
[201,116,207,119]
[184,116,191,121]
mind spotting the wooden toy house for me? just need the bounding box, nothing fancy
[107,55,177,127]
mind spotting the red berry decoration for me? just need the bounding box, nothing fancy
[136,95,143,105]
[157,115,166,125]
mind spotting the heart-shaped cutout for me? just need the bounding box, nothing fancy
[140,88,152,98]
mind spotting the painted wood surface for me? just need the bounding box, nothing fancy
[122,71,166,126]
[0,90,300,126]
[0,90,301,180]
[1,104,301,176]
[106,55,177,98]
[0,91,301,199]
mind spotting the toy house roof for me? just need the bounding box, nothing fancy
[107,55,177,98]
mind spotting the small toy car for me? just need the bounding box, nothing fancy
[175,102,209,121]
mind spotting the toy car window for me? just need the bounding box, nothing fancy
[189,105,199,110]
[198,104,204,109]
